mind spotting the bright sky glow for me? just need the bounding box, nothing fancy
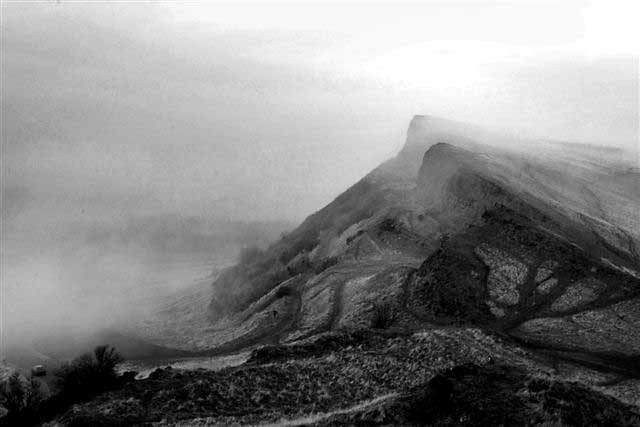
[1,1,638,223]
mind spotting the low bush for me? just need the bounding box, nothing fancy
[286,252,313,276]
[346,229,365,245]
[278,233,320,265]
[54,345,123,402]
[0,372,47,424]
[379,218,399,233]
[314,257,339,274]
[0,346,127,425]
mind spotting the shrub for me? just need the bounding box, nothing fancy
[346,230,365,245]
[370,301,397,329]
[286,252,313,275]
[379,218,399,233]
[314,257,339,274]
[0,372,46,423]
[278,233,319,265]
[54,345,123,402]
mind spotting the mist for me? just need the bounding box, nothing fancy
[1,201,291,350]
[1,1,638,360]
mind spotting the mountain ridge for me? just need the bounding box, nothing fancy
[59,115,640,424]
[133,115,639,357]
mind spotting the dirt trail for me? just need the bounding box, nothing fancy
[262,393,399,426]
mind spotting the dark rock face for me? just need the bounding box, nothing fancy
[407,243,492,324]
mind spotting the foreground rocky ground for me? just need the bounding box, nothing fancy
[56,328,640,425]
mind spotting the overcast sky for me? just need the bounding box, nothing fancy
[2,1,639,224]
